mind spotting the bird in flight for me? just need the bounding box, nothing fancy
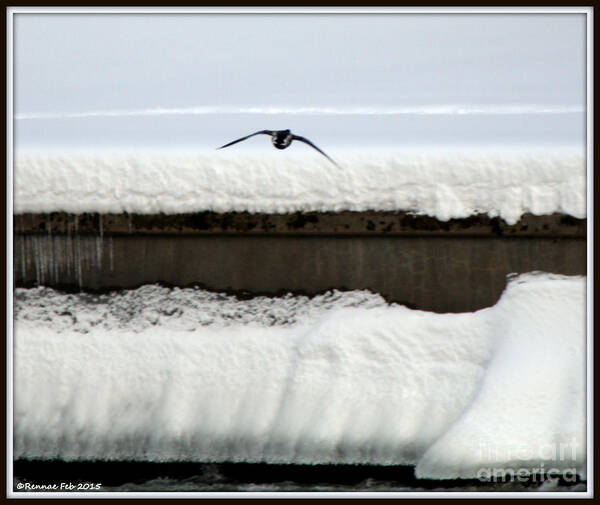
[218,129,339,167]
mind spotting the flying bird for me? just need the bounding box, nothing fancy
[218,129,339,167]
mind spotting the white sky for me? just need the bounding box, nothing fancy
[12,11,587,148]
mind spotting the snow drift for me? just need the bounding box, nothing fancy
[13,149,585,224]
[13,273,586,479]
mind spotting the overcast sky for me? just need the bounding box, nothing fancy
[13,12,587,149]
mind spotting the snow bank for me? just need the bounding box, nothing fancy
[13,273,586,478]
[416,273,587,479]
[13,149,585,224]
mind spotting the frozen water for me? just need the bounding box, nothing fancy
[13,148,585,224]
[13,273,586,479]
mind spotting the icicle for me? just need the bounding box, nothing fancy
[66,215,72,281]
[109,236,114,272]
[77,238,83,289]
[95,236,102,270]
[42,237,48,285]
[95,214,103,269]
[74,215,83,289]
[33,236,41,286]
[53,235,59,284]
[66,218,73,280]
[19,235,26,281]
[46,222,54,284]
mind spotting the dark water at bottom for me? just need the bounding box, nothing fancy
[13,461,586,494]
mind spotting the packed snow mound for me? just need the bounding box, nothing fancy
[13,149,585,224]
[13,273,586,479]
[416,272,587,480]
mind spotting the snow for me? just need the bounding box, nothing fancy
[14,287,388,333]
[416,273,587,479]
[13,272,586,478]
[13,148,585,224]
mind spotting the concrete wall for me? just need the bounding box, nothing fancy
[13,211,586,313]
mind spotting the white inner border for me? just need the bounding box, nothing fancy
[6,6,594,500]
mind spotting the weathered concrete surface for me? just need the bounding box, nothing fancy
[14,227,586,313]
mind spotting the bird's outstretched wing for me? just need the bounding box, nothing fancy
[292,135,339,167]
[217,130,273,149]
